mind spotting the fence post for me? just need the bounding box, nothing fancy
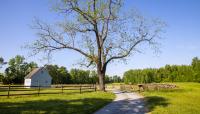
[7,84,10,98]
[80,85,82,94]
[38,85,40,96]
[62,85,64,94]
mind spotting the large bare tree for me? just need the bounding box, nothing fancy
[28,0,165,91]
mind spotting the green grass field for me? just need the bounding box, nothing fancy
[0,90,115,114]
[142,83,200,114]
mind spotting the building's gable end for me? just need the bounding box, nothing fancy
[24,67,52,87]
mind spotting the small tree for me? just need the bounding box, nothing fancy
[27,0,165,91]
[0,57,7,69]
[3,55,38,84]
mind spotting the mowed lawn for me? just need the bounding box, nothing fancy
[142,83,200,114]
[0,90,115,114]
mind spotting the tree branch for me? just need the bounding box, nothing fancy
[103,37,153,70]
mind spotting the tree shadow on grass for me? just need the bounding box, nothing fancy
[0,98,113,114]
[144,96,169,112]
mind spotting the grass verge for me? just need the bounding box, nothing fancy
[0,91,115,114]
[142,83,200,114]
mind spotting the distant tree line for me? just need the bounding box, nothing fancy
[44,65,122,84]
[0,55,122,84]
[123,57,200,84]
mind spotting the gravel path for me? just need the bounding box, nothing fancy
[94,90,148,114]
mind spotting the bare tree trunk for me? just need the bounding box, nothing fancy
[98,72,105,91]
[97,65,106,91]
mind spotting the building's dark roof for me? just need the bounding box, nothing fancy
[24,67,43,79]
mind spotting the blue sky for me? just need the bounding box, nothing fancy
[0,0,200,76]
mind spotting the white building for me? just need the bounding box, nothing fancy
[24,67,52,87]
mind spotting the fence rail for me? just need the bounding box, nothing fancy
[0,84,96,98]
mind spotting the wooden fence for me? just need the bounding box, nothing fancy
[0,84,96,98]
